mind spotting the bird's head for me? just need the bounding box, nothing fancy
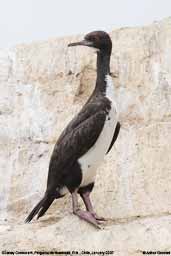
[68,31,112,55]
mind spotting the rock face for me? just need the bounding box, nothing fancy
[1,18,171,254]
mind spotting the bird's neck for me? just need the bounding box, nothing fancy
[95,51,111,94]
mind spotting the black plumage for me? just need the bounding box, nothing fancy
[106,122,120,154]
[25,31,120,227]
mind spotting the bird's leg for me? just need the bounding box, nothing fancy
[80,191,106,221]
[71,191,101,228]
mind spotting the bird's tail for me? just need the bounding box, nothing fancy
[25,193,56,223]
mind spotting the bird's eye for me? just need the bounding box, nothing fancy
[86,35,93,42]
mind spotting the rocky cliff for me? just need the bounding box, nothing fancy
[1,18,171,255]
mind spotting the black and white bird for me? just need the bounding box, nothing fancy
[25,31,120,228]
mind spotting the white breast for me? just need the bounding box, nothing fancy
[79,75,118,187]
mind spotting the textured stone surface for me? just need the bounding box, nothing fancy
[1,18,171,253]
[1,215,171,255]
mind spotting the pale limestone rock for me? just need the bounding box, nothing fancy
[1,18,171,253]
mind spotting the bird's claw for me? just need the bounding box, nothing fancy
[74,209,103,228]
[90,212,107,222]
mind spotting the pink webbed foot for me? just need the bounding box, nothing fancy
[90,212,107,221]
[73,209,101,228]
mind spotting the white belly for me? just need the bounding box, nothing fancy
[79,105,117,187]
[79,74,118,187]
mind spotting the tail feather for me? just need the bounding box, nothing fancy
[37,197,54,219]
[25,194,55,223]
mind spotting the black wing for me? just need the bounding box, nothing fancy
[106,122,121,154]
[47,109,107,189]
[57,96,111,143]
